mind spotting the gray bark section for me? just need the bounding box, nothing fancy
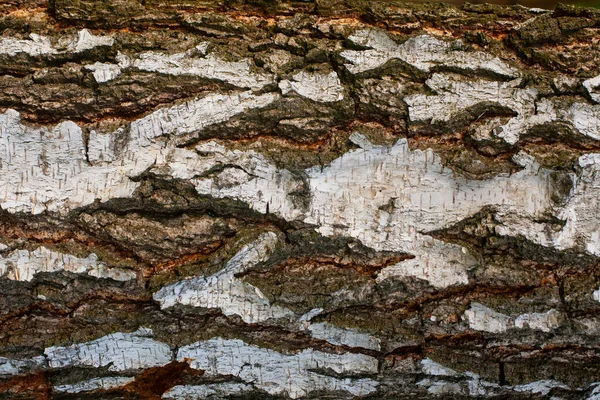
[1,1,600,399]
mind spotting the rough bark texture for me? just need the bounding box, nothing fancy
[1,0,600,399]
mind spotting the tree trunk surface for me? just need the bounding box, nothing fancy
[1,0,600,398]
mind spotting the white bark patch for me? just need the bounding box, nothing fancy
[187,141,303,220]
[421,358,459,376]
[306,322,381,351]
[131,46,274,90]
[1,74,594,292]
[177,337,379,399]
[0,33,58,56]
[44,327,172,371]
[417,379,464,395]
[418,358,569,397]
[304,137,551,288]
[583,74,600,104]
[162,383,254,399]
[405,73,536,145]
[0,30,113,57]
[279,71,344,102]
[464,372,502,397]
[130,91,279,143]
[153,232,295,324]
[341,31,518,78]
[490,153,600,257]
[554,154,600,256]
[0,109,138,214]
[68,29,114,53]
[465,303,563,333]
[594,288,600,303]
[513,380,570,396]
[0,246,135,282]
[0,356,46,377]
[181,135,553,289]
[406,73,600,145]
[53,377,136,393]
[299,308,324,323]
[553,74,580,93]
[514,309,562,332]
[0,90,278,214]
[464,302,511,333]
[568,101,600,140]
[85,62,122,83]
[297,307,380,350]
[588,384,600,400]
[493,210,558,248]
[2,102,557,288]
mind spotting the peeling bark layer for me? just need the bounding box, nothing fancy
[1,0,600,399]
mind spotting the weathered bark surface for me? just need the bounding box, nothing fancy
[1,0,600,398]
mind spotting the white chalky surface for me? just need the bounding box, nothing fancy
[162,383,254,399]
[405,73,537,145]
[279,71,344,102]
[465,303,563,333]
[493,210,558,248]
[341,31,519,78]
[486,153,600,258]
[464,302,511,333]
[567,101,600,140]
[0,29,113,57]
[153,232,295,324]
[0,109,139,214]
[306,322,381,351]
[0,24,599,400]
[1,31,598,287]
[405,73,600,144]
[588,384,600,400]
[514,309,562,332]
[67,29,114,53]
[0,356,46,377]
[129,91,279,143]
[85,62,122,83]
[421,358,459,376]
[169,134,555,288]
[44,327,172,371]
[0,20,599,400]
[553,154,600,256]
[53,377,136,393]
[583,74,600,104]
[0,33,58,56]
[303,136,552,287]
[0,91,278,214]
[417,358,571,397]
[0,246,135,282]
[417,379,465,395]
[177,337,379,399]
[157,259,381,348]
[4,96,599,290]
[187,141,304,220]
[130,47,275,90]
[298,308,380,350]
[464,372,502,397]
[513,380,570,395]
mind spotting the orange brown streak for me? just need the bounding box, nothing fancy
[0,372,51,400]
[149,241,223,276]
[120,361,205,399]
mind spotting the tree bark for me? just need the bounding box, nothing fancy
[1,0,600,398]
